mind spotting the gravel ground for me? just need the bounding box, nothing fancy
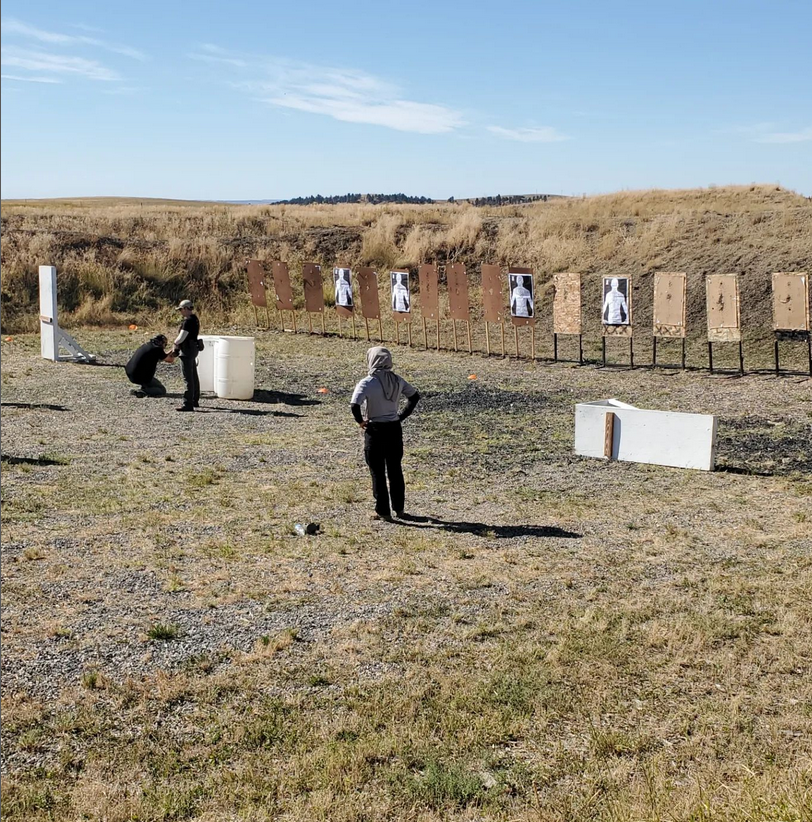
[2,329,811,707]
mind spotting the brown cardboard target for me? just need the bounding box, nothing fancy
[602,276,633,337]
[481,264,504,323]
[302,263,324,314]
[418,264,439,320]
[358,267,381,320]
[272,261,294,311]
[390,270,411,322]
[553,272,581,334]
[447,263,470,321]
[247,260,268,308]
[706,274,741,342]
[653,272,687,338]
[508,267,535,327]
[333,265,354,319]
[772,272,810,331]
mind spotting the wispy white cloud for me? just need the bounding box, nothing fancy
[755,126,812,144]
[487,125,569,143]
[190,47,465,134]
[1,46,119,81]
[1,72,63,84]
[2,18,146,60]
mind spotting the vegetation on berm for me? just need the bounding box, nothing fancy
[1,185,810,340]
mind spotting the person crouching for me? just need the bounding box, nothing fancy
[350,347,420,521]
[125,334,175,397]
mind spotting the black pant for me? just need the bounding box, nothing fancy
[180,355,200,408]
[140,377,166,397]
[364,421,405,517]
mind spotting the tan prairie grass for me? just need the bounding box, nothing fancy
[2,185,812,362]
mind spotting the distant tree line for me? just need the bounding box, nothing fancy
[279,193,434,205]
[276,192,553,206]
[470,194,549,207]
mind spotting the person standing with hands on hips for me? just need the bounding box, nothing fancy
[350,347,420,521]
[172,299,201,412]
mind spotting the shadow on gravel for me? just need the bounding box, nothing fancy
[396,515,581,540]
[200,406,303,418]
[714,465,775,477]
[2,454,68,466]
[715,415,812,476]
[251,389,321,407]
[1,402,70,411]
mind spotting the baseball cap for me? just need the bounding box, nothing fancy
[176,299,193,310]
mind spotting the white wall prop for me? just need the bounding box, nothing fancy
[197,335,221,394]
[39,265,95,362]
[575,399,718,471]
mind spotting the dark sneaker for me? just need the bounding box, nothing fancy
[395,510,405,518]
[370,513,393,522]
[175,405,194,412]
[130,389,146,398]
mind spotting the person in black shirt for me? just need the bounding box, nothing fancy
[125,335,174,397]
[172,299,201,412]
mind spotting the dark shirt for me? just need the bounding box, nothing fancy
[125,342,167,385]
[177,313,200,356]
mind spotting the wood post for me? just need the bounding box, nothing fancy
[604,412,615,459]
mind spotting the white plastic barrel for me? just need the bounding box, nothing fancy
[197,335,220,393]
[214,336,255,400]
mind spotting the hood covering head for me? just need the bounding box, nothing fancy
[366,346,399,402]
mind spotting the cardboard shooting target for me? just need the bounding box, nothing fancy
[447,263,470,321]
[653,272,687,338]
[481,264,504,323]
[602,276,633,337]
[772,272,809,332]
[357,267,381,320]
[706,274,741,342]
[302,263,324,314]
[247,260,268,308]
[272,261,294,311]
[390,270,411,321]
[508,268,535,326]
[333,266,354,318]
[418,264,439,320]
[553,272,581,335]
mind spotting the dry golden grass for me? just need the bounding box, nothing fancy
[2,186,811,358]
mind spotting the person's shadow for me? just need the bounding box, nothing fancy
[199,406,302,418]
[251,389,321,407]
[395,515,581,539]
[2,454,68,466]
[1,402,70,412]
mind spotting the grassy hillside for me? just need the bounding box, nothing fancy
[2,186,810,355]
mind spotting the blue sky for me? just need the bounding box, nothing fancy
[2,0,810,199]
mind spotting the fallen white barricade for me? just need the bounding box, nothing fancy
[575,399,718,471]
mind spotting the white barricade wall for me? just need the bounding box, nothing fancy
[575,399,718,471]
[214,336,255,400]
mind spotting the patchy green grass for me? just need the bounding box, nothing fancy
[1,330,811,821]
